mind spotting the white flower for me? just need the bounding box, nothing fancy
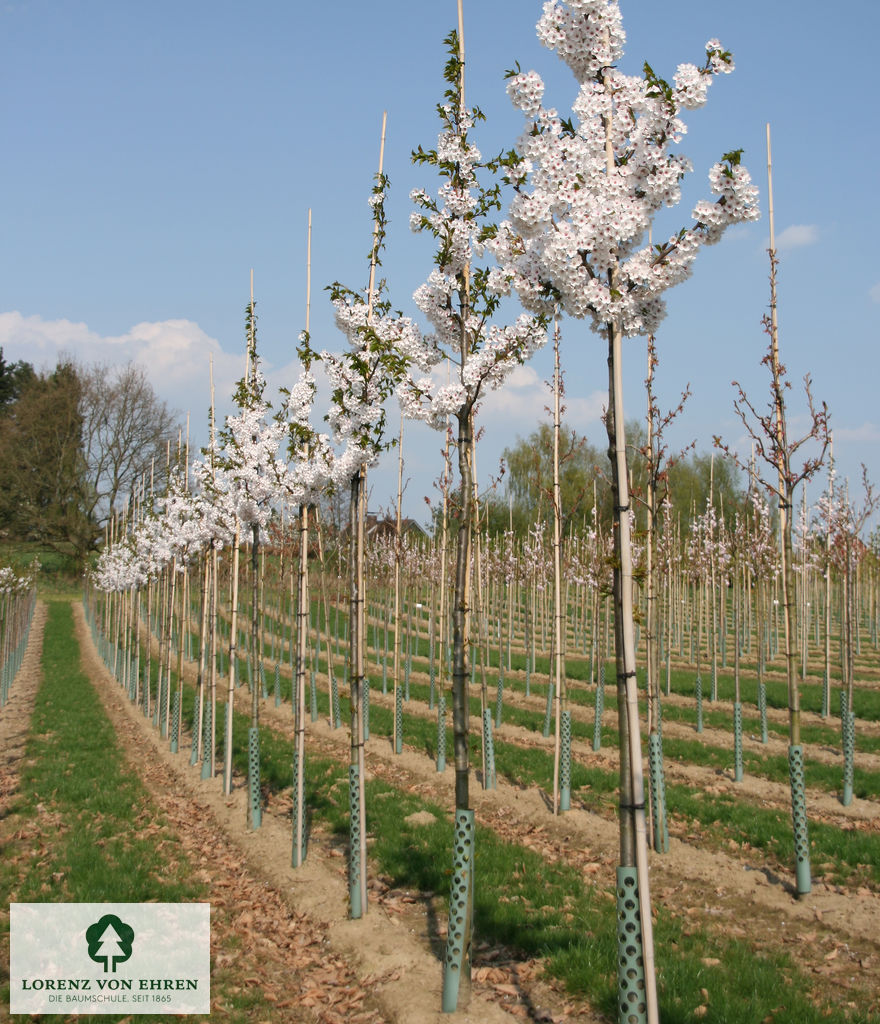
[488,1,759,339]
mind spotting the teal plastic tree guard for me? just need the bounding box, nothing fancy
[616,867,648,1024]
[542,682,554,739]
[363,679,371,742]
[348,764,363,919]
[733,701,744,782]
[842,710,855,807]
[200,701,213,780]
[593,672,605,752]
[394,683,403,754]
[190,703,200,766]
[441,809,474,1013]
[248,726,262,830]
[330,673,341,730]
[788,744,811,896]
[291,749,306,867]
[170,690,181,753]
[560,709,571,812]
[648,733,669,853]
[482,708,496,790]
[495,670,504,729]
[437,695,446,773]
[695,675,703,733]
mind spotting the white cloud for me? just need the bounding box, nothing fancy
[773,224,818,251]
[477,364,606,431]
[833,422,880,443]
[0,311,243,423]
[869,282,880,304]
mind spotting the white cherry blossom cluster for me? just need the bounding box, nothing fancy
[489,0,760,338]
[685,502,713,583]
[522,520,552,591]
[656,497,680,575]
[0,562,38,594]
[577,508,614,591]
[211,397,289,536]
[94,533,156,593]
[321,177,427,489]
[745,488,779,582]
[396,75,548,430]
[92,315,331,593]
[814,471,876,575]
[92,466,236,594]
[283,369,319,432]
[792,498,823,575]
[398,315,547,430]
[535,0,625,82]
[278,367,335,507]
[320,342,387,488]
[157,471,235,564]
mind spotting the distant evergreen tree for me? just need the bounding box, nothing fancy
[0,347,34,412]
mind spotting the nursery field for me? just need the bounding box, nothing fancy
[3,588,880,1023]
[4,1,880,1022]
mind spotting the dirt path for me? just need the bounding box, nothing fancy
[0,600,47,803]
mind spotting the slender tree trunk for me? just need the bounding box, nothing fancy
[163,562,177,740]
[348,469,368,916]
[551,320,565,814]
[293,503,309,864]
[605,307,659,1023]
[209,544,218,776]
[224,527,241,795]
[251,523,260,729]
[393,418,404,752]
[452,405,475,812]
[195,549,211,762]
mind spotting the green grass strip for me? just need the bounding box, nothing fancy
[210,686,877,1023]
[9,601,201,903]
[0,601,205,1022]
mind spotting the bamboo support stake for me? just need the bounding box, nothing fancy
[208,355,219,777]
[602,52,658,1024]
[823,434,834,717]
[393,413,404,753]
[293,210,314,864]
[347,112,388,919]
[551,315,565,814]
[224,528,241,795]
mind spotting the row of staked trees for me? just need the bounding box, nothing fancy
[84,2,846,1021]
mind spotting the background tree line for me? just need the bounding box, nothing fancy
[480,419,744,538]
[0,348,179,567]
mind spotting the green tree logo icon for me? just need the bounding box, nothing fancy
[86,915,135,973]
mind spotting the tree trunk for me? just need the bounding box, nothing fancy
[452,405,474,812]
[551,321,565,814]
[348,469,368,917]
[605,312,659,1024]
[224,527,241,796]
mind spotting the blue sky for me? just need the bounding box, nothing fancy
[2,1,878,525]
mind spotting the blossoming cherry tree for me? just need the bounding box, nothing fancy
[489,3,760,1020]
